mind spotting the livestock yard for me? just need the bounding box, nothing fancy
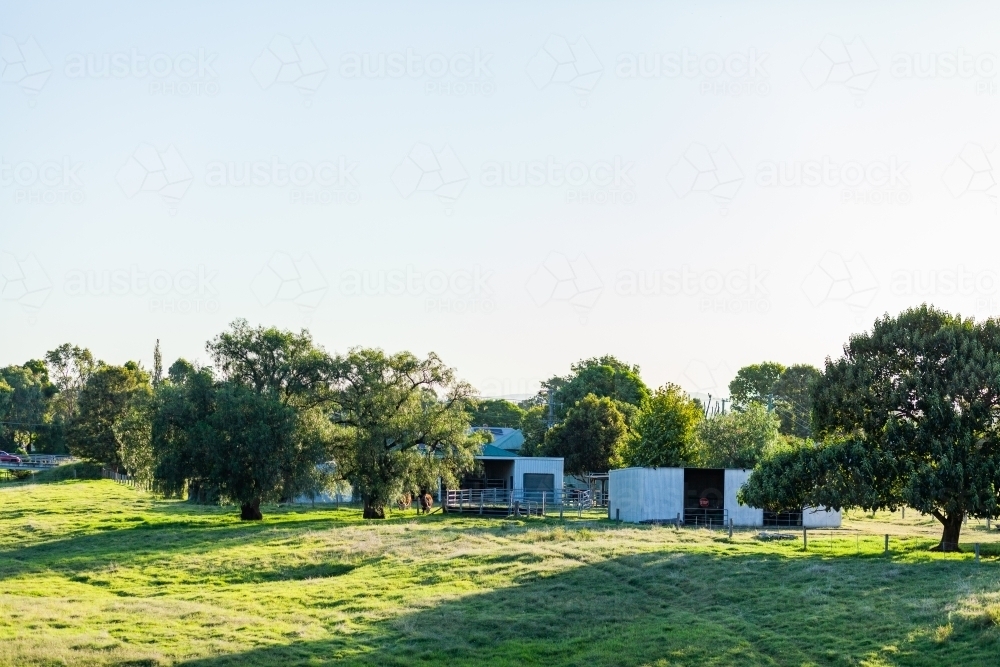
[2,478,1000,666]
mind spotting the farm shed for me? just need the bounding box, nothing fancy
[608,467,841,528]
[461,444,564,500]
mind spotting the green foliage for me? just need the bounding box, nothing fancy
[728,361,784,410]
[807,305,1000,550]
[624,383,704,467]
[518,404,548,456]
[696,402,780,469]
[550,355,650,420]
[0,362,53,452]
[206,319,333,408]
[68,362,152,469]
[328,348,480,518]
[772,364,821,437]
[542,394,627,474]
[204,384,300,520]
[465,398,525,428]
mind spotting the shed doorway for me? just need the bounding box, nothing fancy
[684,468,725,526]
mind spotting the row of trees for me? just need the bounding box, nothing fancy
[468,355,815,477]
[2,321,484,520]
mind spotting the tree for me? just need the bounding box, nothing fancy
[518,404,548,456]
[69,362,152,469]
[152,365,219,504]
[771,364,821,438]
[728,362,785,410]
[204,384,299,520]
[542,394,627,475]
[696,402,780,469]
[803,306,1000,551]
[465,398,525,428]
[550,355,650,421]
[45,344,96,422]
[152,340,163,386]
[624,384,704,467]
[0,363,54,453]
[206,319,333,408]
[329,348,481,519]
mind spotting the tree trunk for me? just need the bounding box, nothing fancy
[363,497,385,519]
[240,499,263,521]
[933,511,963,552]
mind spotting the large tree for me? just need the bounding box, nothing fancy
[329,348,481,519]
[542,394,627,475]
[206,319,333,408]
[550,355,650,420]
[0,363,53,452]
[744,306,1000,551]
[696,402,780,469]
[771,364,822,438]
[728,362,785,411]
[624,384,704,467]
[69,362,152,469]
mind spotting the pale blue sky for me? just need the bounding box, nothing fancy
[3,1,1000,399]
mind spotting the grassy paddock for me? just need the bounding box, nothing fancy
[1,481,999,666]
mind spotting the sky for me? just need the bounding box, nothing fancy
[3,1,1000,401]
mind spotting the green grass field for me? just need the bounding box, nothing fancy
[2,480,1000,666]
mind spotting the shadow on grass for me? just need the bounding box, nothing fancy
[173,549,1000,667]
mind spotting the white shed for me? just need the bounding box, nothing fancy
[609,466,841,528]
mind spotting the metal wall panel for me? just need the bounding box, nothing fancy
[724,468,764,527]
[803,506,842,527]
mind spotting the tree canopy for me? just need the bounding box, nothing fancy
[696,402,780,469]
[743,306,1000,551]
[623,384,703,468]
[328,348,481,518]
[728,362,784,411]
[542,394,627,475]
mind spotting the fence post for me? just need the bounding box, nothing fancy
[542,492,546,517]
[988,517,992,530]
[975,542,981,563]
[676,512,680,530]
[559,501,563,519]
[616,508,620,523]
[803,527,807,550]
[729,518,733,539]
[884,534,889,555]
